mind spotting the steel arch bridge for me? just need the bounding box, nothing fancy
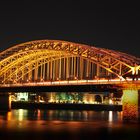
[0,40,140,85]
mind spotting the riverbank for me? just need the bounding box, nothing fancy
[11,101,122,111]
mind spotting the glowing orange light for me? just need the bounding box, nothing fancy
[122,89,138,121]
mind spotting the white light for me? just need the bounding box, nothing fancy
[109,111,113,122]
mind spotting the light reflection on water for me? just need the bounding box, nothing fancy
[108,111,113,123]
[7,110,122,122]
[0,109,123,130]
[1,109,140,140]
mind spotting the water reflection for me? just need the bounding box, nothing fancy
[0,110,140,140]
[0,109,123,133]
[109,111,113,123]
[0,109,123,123]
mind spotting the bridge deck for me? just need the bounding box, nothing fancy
[0,79,140,92]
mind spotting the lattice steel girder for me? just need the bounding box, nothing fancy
[0,50,72,81]
[4,55,73,82]
[0,50,69,76]
[0,40,140,81]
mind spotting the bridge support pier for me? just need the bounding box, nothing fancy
[122,89,138,122]
[0,93,11,110]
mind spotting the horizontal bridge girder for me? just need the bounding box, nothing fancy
[0,84,118,92]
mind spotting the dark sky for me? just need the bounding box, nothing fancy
[0,0,140,57]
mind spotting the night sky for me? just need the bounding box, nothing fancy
[0,0,140,57]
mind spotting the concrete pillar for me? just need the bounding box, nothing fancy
[122,89,138,122]
[0,93,11,110]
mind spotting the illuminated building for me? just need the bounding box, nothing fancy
[16,93,28,101]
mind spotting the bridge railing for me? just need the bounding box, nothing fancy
[0,78,139,87]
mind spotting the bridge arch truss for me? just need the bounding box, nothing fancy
[0,40,140,84]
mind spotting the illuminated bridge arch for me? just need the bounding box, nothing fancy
[0,40,140,84]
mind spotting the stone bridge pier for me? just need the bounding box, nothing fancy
[122,84,140,122]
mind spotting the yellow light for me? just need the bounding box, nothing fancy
[109,99,113,104]
[18,109,24,121]
[9,95,11,109]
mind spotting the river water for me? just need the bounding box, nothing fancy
[0,109,140,140]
